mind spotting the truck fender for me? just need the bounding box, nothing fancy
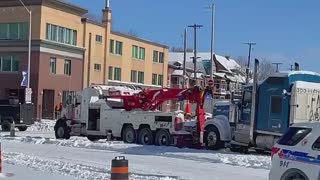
[204,115,231,142]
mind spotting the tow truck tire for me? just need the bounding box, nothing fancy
[87,135,100,142]
[1,120,11,132]
[205,126,222,150]
[18,126,28,132]
[138,128,154,145]
[54,120,71,140]
[155,129,171,146]
[122,125,136,144]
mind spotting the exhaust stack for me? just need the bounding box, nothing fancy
[249,59,259,144]
[294,62,299,71]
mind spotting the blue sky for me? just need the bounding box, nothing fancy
[66,0,320,71]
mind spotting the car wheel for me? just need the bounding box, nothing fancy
[155,129,171,146]
[54,120,70,140]
[138,128,154,145]
[1,120,11,132]
[205,126,222,150]
[122,125,136,143]
[281,169,309,180]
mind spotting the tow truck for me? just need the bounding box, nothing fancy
[54,85,216,148]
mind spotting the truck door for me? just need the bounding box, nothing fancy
[233,89,252,144]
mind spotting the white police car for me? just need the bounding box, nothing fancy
[269,122,320,180]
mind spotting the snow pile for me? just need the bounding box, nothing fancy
[3,152,178,180]
[27,119,55,132]
[1,135,271,170]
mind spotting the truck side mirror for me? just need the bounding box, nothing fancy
[282,89,291,98]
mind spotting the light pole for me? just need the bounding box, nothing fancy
[206,2,215,81]
[19,0,32,103]
[244,42,256,84]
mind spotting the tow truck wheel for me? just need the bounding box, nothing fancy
[155,129,170,146]
[138,128,154,145]
[87,135,100,142]
[18,126,28,132]
[54,120,71,140]
[122,125,136,144]
[1,120,11,132]
[205,126,222,150]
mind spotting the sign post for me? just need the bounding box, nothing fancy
[25,88,32,104]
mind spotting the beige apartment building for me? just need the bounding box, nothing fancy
[0,0,168,119]
[82,3,168,89]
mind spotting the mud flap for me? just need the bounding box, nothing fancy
[20,104,35,125]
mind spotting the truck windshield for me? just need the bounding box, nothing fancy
[278,127,312,146]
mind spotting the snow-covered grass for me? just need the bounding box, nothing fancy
[1,134,271,170]
[1,120,270,180]
[3,152,176,180]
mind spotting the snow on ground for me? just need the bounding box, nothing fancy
[0,120,270,180]
[1,163,77,180]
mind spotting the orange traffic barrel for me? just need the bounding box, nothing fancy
[111,156,128,180]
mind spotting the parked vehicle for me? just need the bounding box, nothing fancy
[269,122,320,180]
[0,98,35,131]
[54,85,214,148]
[202,59,320,151]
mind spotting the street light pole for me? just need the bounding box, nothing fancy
[19,0,32,103]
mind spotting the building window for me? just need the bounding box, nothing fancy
[108,66,113,80]
[96,35,102,43]
[0,22,28,40]
[49,57,56,74]
[132,45,138,59]
[46,23,77,46]
[0,55,19,72]
[64,60,71,76]
[152,74,157,85]
[139,47,145,60]
[153,51,158,62]
[94,63,101,71]
[109,39,114,54]
[158,75,163,86]
[131,70,137,82]
[114,67,121,81]
[138,71,144,84]
[115,41,123,55]
[159,52,164,63]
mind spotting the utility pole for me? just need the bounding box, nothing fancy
[272,63,282,72]
[182,28,187,89]
[207,2,215,80]
[188,24,203,85]
[244,42,256,84]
